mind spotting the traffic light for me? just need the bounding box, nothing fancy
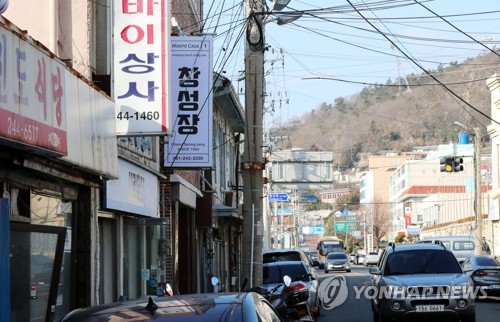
[440,156,453,172]
[453,157,463,172]
[440,156,463,172]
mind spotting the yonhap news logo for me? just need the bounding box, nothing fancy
[318,277,488,310]
[317,276,349,309]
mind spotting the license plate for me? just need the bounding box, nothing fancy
[489,285,500,289]
[416,305,444,312]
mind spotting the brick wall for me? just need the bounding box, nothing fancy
[171,0,202,34]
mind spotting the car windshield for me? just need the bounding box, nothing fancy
[319,241,343,254]
[327,253,347,260]
[476,257,499,266]
[263,264,310,284]
[263,251,301,263]
[384,249,462,275]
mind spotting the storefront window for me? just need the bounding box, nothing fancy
[123,218,163,300]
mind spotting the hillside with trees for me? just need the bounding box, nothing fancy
[270,51,499,170]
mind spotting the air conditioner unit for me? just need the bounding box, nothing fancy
[224,192,234,207]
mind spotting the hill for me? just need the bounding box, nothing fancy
[270,51,500,169]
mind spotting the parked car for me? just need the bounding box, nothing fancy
[364,252,380,266]
[356,254,365,265]
[324,252,351,273]
[262,261,320,319]
[61,292,284,322]
[308,251,319,264]
[263,248,316,267]
[348,254,356,263]
[369,243,476,322]
[418,236,490,264]
[462,255,500,297]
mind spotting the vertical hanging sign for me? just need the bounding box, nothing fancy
[164,36,213,168]
[113,0,170,135]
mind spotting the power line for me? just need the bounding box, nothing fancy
[346,0,500,128]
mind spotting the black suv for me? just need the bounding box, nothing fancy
[369,242,476,322]
[263,248,316,267]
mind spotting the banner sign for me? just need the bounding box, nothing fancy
[113,0,169,135]
[164,36,213,167]
[0,22,67,155]
[302,226,325,235]
[407,226,421,235]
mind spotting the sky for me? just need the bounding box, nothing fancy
[202,1,500,126]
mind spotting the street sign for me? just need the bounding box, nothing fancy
[346,216,357,221]
[334,222,357,231]
[268,193,289,202]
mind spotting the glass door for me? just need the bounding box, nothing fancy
[10,222,66,322]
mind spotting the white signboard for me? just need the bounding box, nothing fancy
[164,36,213,167]
[0,23,67,155]
[113,0,170,135]
[105,159,159,217]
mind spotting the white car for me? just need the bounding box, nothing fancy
[363,251,380,266]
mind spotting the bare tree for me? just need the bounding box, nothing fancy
[370,198,391,250]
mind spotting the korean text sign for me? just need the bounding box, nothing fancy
[0,24,67,155]
[113,0,169,135]
[164,36,213,168]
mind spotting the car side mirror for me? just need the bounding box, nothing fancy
[369,266,381,275]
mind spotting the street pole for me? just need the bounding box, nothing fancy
[242,0,265,288]
[363,211,367,255]
[474,127,483,255]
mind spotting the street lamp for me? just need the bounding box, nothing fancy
[454,122,483,256]
[271,0,291,11]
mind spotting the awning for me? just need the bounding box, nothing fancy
[213,204,242,222]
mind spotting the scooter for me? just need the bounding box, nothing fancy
[247,275,314,321]
[279,277,314,321]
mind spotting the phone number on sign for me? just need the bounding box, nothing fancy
[170,156,206,161]
[6,116,39,144]
[117,111,160,121]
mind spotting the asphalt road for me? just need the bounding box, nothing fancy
[315,265,500,322]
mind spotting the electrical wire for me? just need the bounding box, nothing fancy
[346,0,500,128]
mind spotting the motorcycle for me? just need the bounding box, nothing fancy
[247,275,314,321]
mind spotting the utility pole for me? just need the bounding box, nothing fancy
[242,0,265,288]
[474,127,483,255]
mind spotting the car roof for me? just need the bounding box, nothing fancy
[62,293,262,321]
[263,260,307,268]
[263,248,303,254]
[419,236,474,241]
[385,243,450,254]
